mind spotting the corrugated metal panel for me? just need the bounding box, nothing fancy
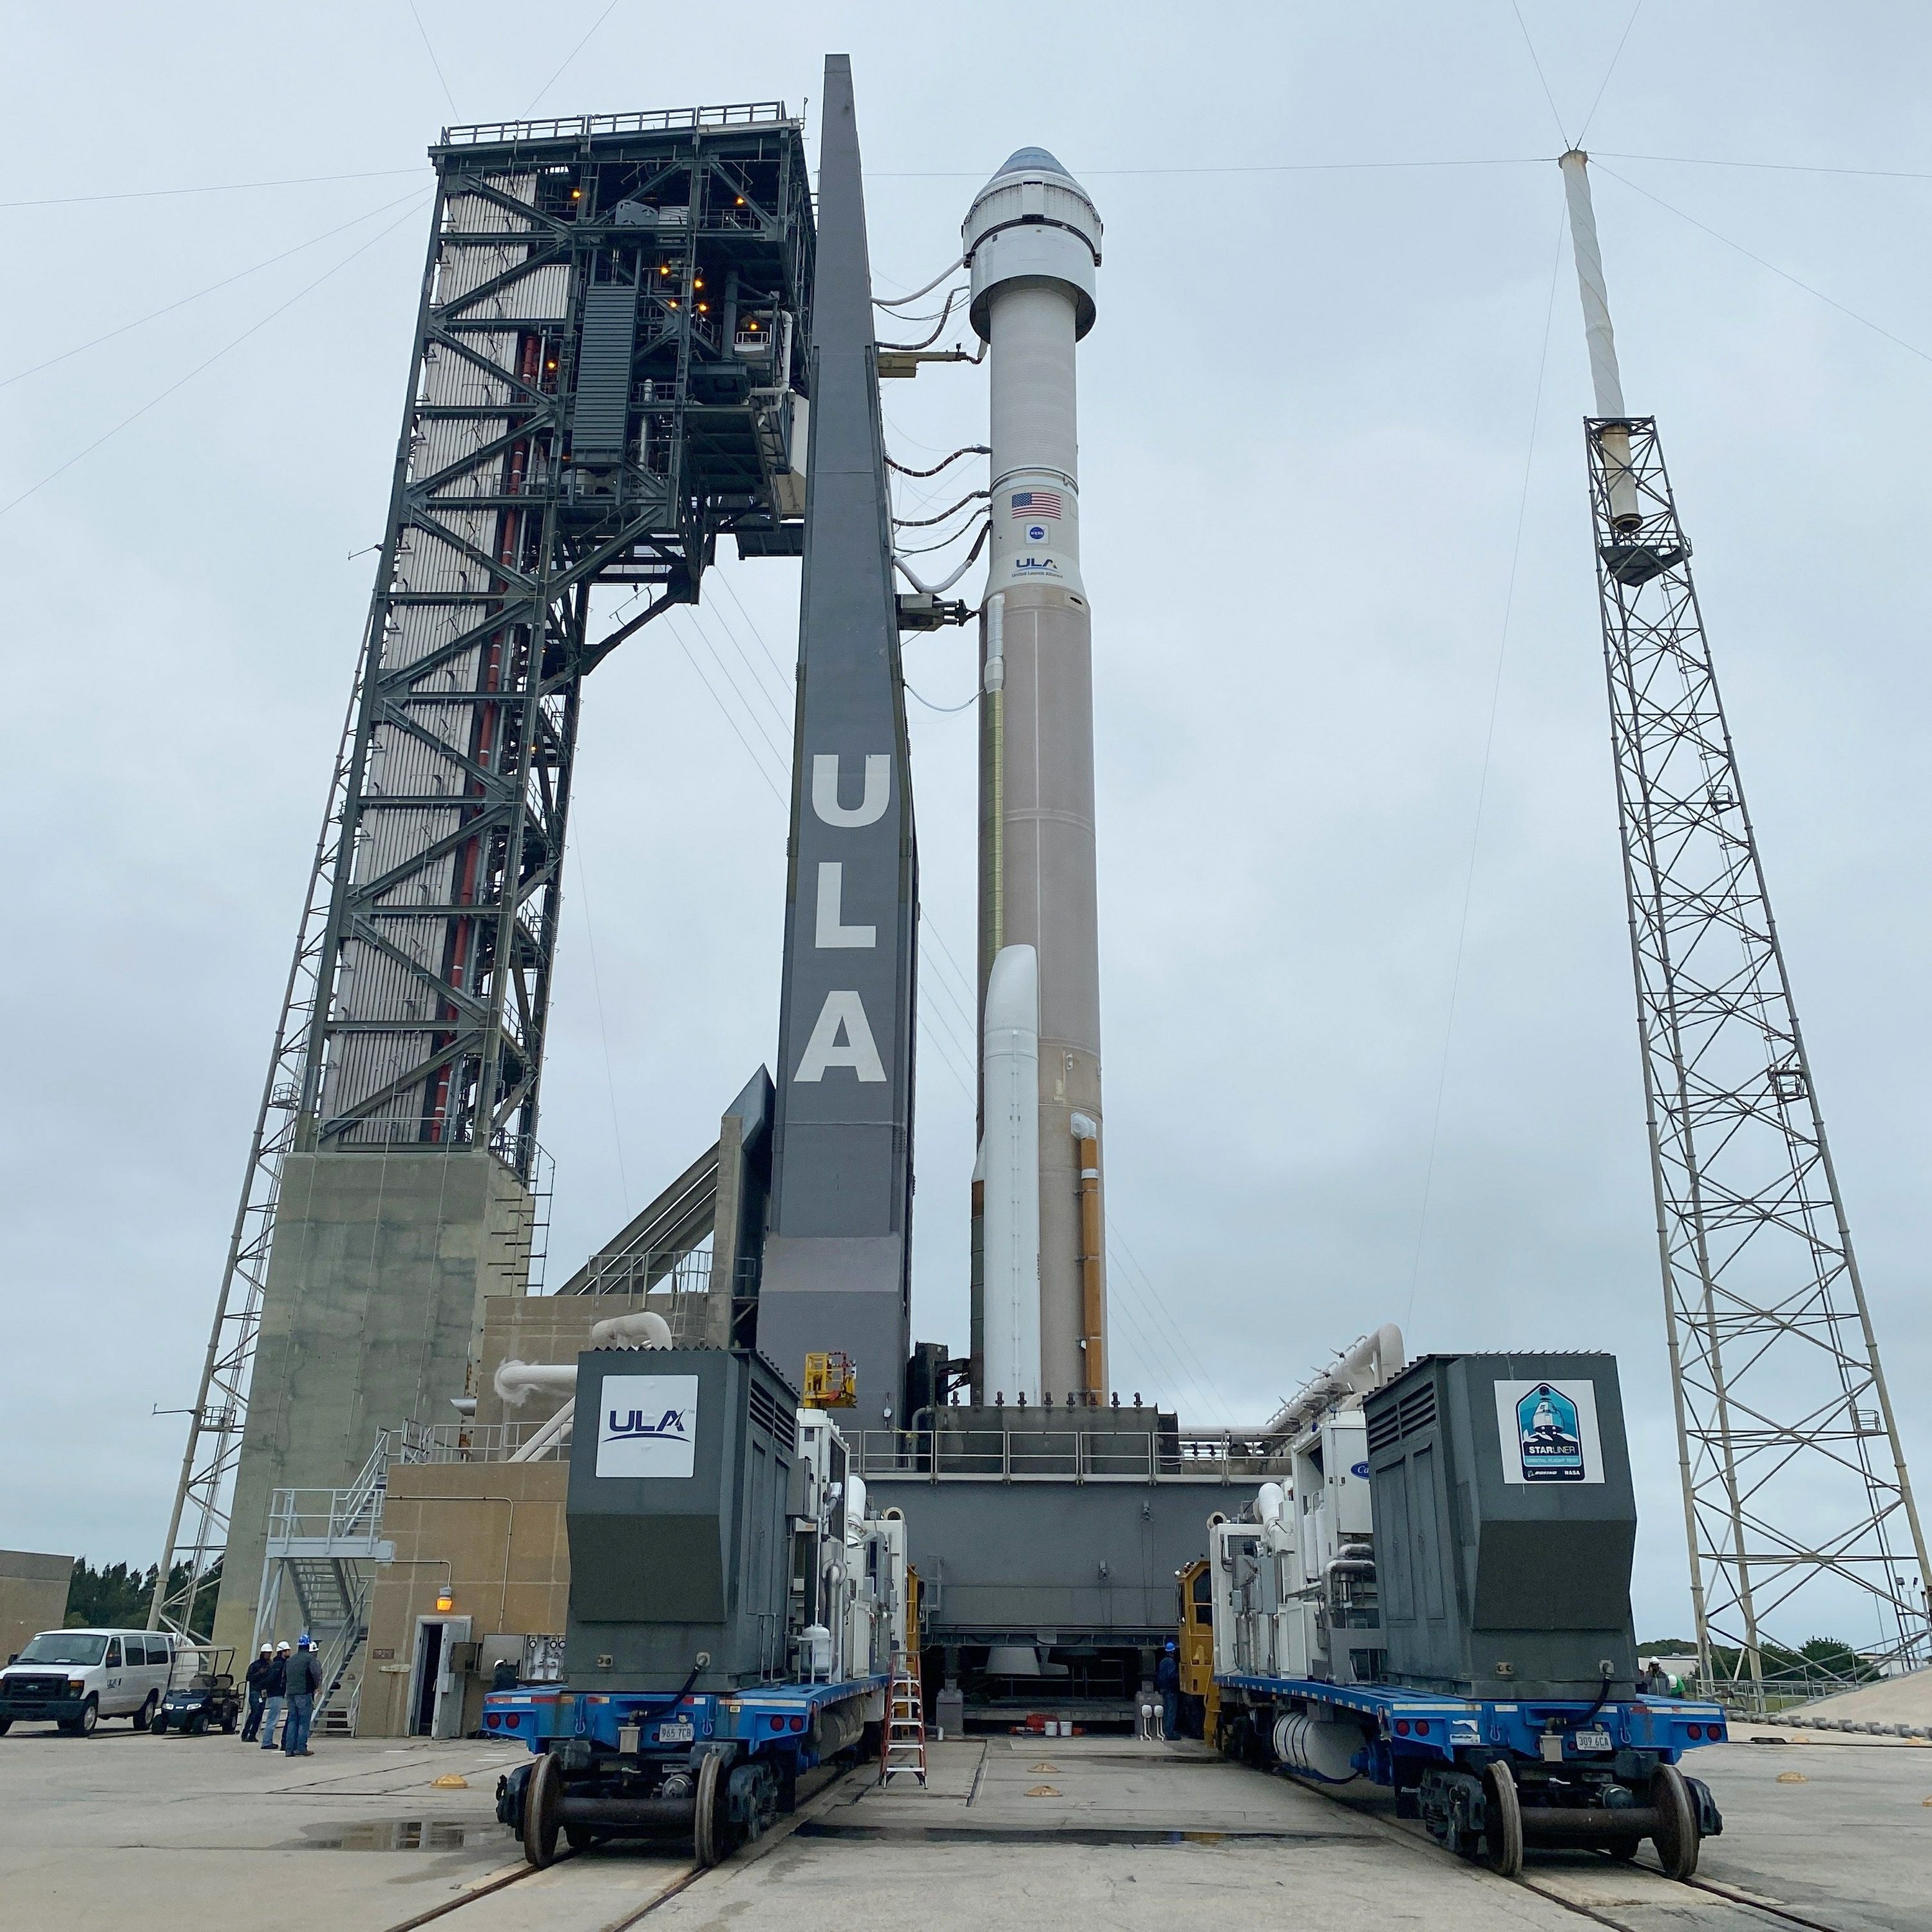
[570,283,638,460]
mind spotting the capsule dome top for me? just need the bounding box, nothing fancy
[963,141,1102,339]
[992,145,1071,180]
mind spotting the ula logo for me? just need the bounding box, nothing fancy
[595,1373,700,1480]
[1515,1383,1584,1482]
[607,1406,688,1442]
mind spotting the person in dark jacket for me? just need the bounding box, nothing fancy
[282,1637,322,1756]
[240,1645,274,1741]
[491,1658,518,1692]
[258,1643,290,1750]
[1156,1641,1180,1740]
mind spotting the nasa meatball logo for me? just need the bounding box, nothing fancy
[596,1374,699,1479]
[1026,522,1048,542]
[1493,1378,1604,1486]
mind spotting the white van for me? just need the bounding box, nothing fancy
[0,1629,181,1736]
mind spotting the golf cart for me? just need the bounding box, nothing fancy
[151,1647,240,1735]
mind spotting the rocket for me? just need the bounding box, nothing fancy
[965,149,1106,1403]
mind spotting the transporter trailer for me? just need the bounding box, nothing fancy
[1214,1672,1725,1877]
[1208,1345,1727,1878]
[482,1345,908,1868]
[488,1673,885,1866]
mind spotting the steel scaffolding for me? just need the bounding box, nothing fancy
[1586,415,1929,1694]
[153,104,814,1637]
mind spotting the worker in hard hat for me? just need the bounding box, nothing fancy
[258,1642,291,1750]
[240,1643,274,1741]
[491,1657,518,1692]
[1156,1640,1180,1741]
[282,1635,321,1756]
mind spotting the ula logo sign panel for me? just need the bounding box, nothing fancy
[596,1374,699,1479]
[1492,1379,1604,1486]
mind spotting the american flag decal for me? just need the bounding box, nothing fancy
[1010,490,1062,519]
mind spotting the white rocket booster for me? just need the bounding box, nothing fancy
[978,944,1040,1403]
[965,149,1107,1401]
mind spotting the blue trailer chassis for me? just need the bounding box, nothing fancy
[485,1676,887,1868]
[1215,1673,1728,1879]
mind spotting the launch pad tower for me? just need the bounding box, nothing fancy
[1562,152,1929,1693]
[157,104,818,1649]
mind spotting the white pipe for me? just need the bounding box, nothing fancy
[509,1397,574,1463]
[893,527,989,596]
[980,944,1041,1403]
[588,1308,674,1350]
[1559,149,1641,533]
[1263,1323,1405,1441]
[873,254,965,309]
[493,1359,577,1408]
[982,592,1005,694]
[1558,151,1625,418]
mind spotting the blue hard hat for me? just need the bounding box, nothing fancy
[1164,1640,1177,1651]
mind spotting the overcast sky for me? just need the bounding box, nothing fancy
[5,3,1928,1647]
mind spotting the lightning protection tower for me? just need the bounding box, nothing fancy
[1561,151,1929,1700]
[154,103,817,1651]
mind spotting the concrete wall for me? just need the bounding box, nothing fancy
[361,1461,568,1738]
[214,1150,534,1652]
[0,1552,72,1663]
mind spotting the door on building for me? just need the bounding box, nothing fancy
[408,1616,473,1737]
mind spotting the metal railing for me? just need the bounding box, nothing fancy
[383,1420,571,1466]
[573,1247,717,1301]
[856,1427,1293,1483]
[265,1489,391,1558]
[442,102,792,147]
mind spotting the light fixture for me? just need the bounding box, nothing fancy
[435,1589,455,1613]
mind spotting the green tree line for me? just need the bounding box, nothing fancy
[64,1558,221,1640]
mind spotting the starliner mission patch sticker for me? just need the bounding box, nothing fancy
[1492,1378,1604,1486]
[596,1374,699,1479]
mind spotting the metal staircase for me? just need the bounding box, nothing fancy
[256,1434,394,1734]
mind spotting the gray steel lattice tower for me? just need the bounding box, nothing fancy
[155,104,817,1647]
[1562,151,1929,1689]
[965,149,1108,1403]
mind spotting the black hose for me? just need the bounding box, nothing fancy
[878,289,964,350]
[887,446,989,479]
[893,489,988,529]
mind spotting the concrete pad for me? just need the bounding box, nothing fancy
[7,1721,1921,1931]
[1684,1738,1932,1932]
[0,1730,531,1932]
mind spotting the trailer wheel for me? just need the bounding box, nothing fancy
[522,1752,562,1869]
[694,1750,728,1869]
[1481,1761,1523,1878]
[1650,1763,1700,1880]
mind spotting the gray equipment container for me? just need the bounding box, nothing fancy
[565,1349,798,1694]
[1365,1353,1638,1700]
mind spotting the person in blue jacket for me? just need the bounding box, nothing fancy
[1156,1641,1180,1740]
